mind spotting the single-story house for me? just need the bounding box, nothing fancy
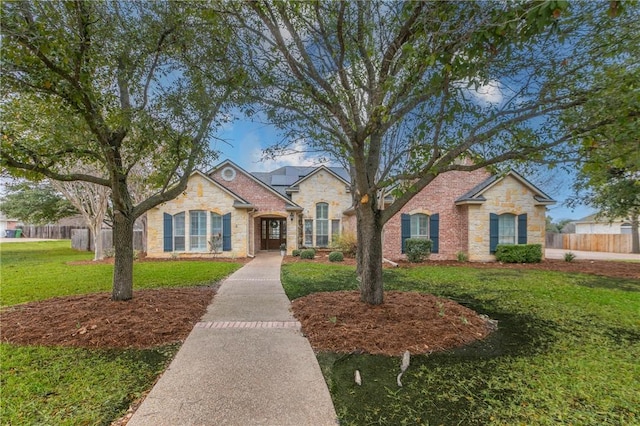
[147,160,554,261]
[574,214,633,235]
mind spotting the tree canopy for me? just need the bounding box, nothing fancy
[1,1,243,299]
[230,0,634,304]
[0,181,77,225]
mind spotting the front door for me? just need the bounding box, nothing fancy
[260,218,286,250]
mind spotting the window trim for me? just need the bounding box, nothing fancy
[189,210,208,252]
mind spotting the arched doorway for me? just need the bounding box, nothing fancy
[260,218,286,250]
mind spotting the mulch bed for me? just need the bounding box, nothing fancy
[1,288,214,349]
[292,290,496,356]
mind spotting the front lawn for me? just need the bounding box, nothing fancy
[1,240,239,306]
[281,262,640,425]
[0,241,241,425]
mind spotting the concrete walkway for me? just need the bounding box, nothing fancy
[128,252,337,426]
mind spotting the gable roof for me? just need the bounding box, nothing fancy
[208,160,303,209]
[455,170,555,206]
[252,165,350,197]
[189,170,255,209]
[285,165,351,194]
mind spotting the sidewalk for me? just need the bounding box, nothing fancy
[127,252,338,426]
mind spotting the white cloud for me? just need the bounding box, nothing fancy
[471,79,504,105]
[248,139,318,171]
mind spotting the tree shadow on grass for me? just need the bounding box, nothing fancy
[572,275,640,292]
[321,304,559,426]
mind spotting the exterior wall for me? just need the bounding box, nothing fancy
[147,173,249,258]
[575,221,625,234]
[383,169,491,261]
[291,170,352,247]
[467,175,547,261]
[210,165,290,213]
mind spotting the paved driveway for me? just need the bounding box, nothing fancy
[546,248,640,261]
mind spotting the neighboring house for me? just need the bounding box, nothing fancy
[147,160,554,261]
[0,211,19,237]
[574,214,632,235]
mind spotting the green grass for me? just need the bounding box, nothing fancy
[281,262,640,425]
[1,240,240,306]
[1,241,242,425]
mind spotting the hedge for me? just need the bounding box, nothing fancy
[300,249,316,259]
[328,251,344,262]
[495,244,542,263]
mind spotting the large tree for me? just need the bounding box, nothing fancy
[231,1,632,304]
[1,1,241,300]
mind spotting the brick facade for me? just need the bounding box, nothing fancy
[383,169,491,261]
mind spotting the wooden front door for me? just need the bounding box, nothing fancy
[260,218,286,250]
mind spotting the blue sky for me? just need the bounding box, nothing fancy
[214,117,594,222]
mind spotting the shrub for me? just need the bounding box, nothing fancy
[405,238,432,263]
[328,251,344,262]
[495,244,542,263]
[300,249,315,260]
[331,232,357,257]
[564,252,576,262]
[292,249,301,257]
[456,251,468,262]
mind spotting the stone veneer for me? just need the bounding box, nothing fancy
[290,169,352,249]
[466,175,547,261]
[147,172,249,258]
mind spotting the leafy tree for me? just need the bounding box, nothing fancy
[564,6,640,253]
[230,1,631,304]
[1,1,241,300]
[0,181,77,225]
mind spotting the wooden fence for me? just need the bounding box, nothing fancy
[71,229,145,252]
[546,233,632,253]
[20,225,86,239]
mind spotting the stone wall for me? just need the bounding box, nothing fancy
[467,175,547,261]
[291,169,352,248]
[147,173,249,258]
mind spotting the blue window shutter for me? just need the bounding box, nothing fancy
[222,213,232,251]
[163,213,173,252]
[489,213,499,254]
[429,214,439,253]
[518,213,527,244]
[401,214,410,253]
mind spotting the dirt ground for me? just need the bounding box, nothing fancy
[1,257,638,354]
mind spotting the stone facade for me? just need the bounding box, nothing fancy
[465,175,548,261]
[290,168,352,249]
[147,172,249,258]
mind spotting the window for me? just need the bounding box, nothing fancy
[331,219,340,242]
[498,213,516,244]
[174,212,185,251]
[304,219,313,246]
[210,212,222,252]
[401,213,439,254]
[190,211,207,251]
[490,213,527,253]
[410,214,429,239]
[316,203,329,247]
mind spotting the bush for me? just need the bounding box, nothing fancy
[300,249,315,260]
[331,232,357,257]
[405,238,432,263]
[456,251,468,262]
[328,251,344,262]
[292,249,301,257]
[495,244,542,263]
[564,252,576,262]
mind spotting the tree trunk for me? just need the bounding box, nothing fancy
[91,223,104,261]
[631,214,639,254]
[356,202,384,305]
[112,209,134,301]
